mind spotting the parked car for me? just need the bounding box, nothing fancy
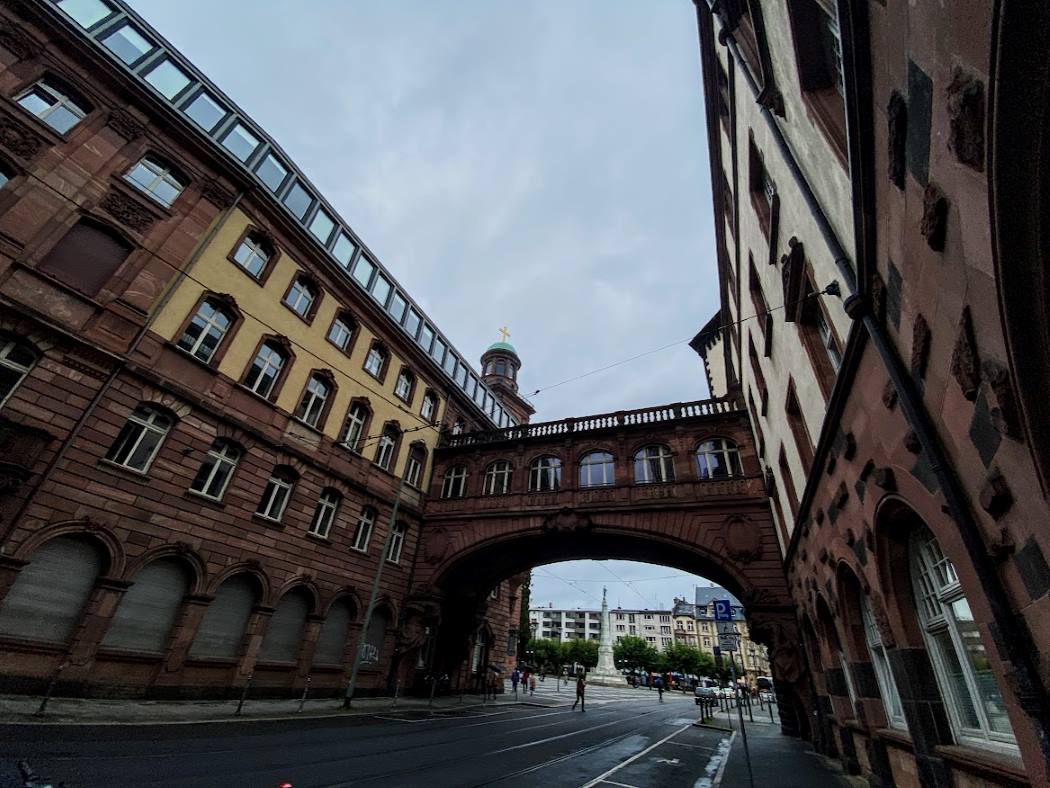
[694,686,719,703]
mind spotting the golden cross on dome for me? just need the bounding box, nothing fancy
[498,326,511,343]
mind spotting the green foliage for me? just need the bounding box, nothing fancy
[517,574,532,660]
[567,638,599,668]
[613,636,658,671]
[529,638,565,671]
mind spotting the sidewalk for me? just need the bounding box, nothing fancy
[0,688,543,726]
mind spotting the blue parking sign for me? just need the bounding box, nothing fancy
[713,599,732,621]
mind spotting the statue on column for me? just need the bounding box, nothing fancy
[587,586,624,686]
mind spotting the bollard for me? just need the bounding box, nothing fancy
[36,661,68,715]
[429,674,438,707]
[298,675,311,713]
[392,678,401,707]
[235,672,254,716]
[747,691,754,723]
[769,697,775,723]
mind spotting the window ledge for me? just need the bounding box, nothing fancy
[183,656,239,667]
[306,532,332,545]
[97,459,152,480]
[280,300,316,326]
[933,744,1027,784]
[252,513,285,530]
[166,342,221,374]
[235,383,277,405]
[95,647,163,663]
[349,545,369,554]
[874,728,913,750]
[184,489,227,510]
[291,417,324,435]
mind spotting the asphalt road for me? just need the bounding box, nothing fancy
[0,688,732,788]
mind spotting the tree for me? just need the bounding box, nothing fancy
[530,638,565,671]
[568,638,599,668]
[613,636,658,671]
[517,573,532,661]
[661,642,703,676]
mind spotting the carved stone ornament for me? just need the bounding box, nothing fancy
[541,507,593,534]
[423,527,449,565]
[920,183,949,252]
[99,190,157,234]
[0,22,40,61]
[979,468,1013,520]
[869,270,887,324]
[105,109,145,141]
[946,68,985,172]
[981,359,1023,440]
[904,430,922,454]
[722,515,763,563]
[200,178,236,209]
[950,305,981,401]
[911,313,931,381]
[887,90,908,190]
[882,379,898,410]
[0,113,45,161]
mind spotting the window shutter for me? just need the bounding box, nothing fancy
[0,537,102,644]
[314,599,353,664]
[190,575,257,659]
[37,220,133,297]
[258,589,310,663]
[102,559,189,653]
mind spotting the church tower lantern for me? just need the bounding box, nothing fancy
[481,327,535,425]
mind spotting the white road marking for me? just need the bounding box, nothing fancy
[693,732,734,788]
[600,781,642,788]
[579,723,693,788]
[655,757,681,764]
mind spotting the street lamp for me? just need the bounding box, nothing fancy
[528,620,538,666]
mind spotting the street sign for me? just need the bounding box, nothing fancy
[713,599,733,622]
[718,630,739,652]
[716,621,735,635]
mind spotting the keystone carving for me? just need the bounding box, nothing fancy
[920,183,949,252]
[541,507,592,534]
[887,91,907,190]
[950,305,981,400]
[105,109,145,141]
[946,68,985,172]
[0,22,40,61]
[980,359,1022,440]
[423,527,450,565]
[99,190,157,234]
[722,515,763,564]
[0,113,45,161]
[911,313,931,381]
[201,178,236,209]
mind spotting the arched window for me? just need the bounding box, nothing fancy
[259,588,311,663]
[362,608,389,665]
[340,402,370,452]
[37,218,132,297]
[327,311,355,352]
[394,368,415,402]
[105,404,173,473]
[243,340,287,399]
[256,466,296,522]
[294,373,332,428]
[441,465,468,499]
[579,451,615,487]
[231,231,273,279]
[634,445,675,484]
[189,439,240,500]
[695,438,744,480]
[363,342,387,380]
[404,443,426,488]
[16,77,90,134]
[176,298,234,363]
[308,488,341,538]
[125,155,185,207]
[909,526,1015,748]
[0,336,37,407]
[190,574,258,658]
[102,558,190,653]
[351,506,375,552]
[483,460,512,495]
[862,596,905,729]
[0,536,103,644]
[528,456,562,492]
[495,359,507,376]
[283,276,317,320]
[374,424,400,470]
[420,391,438,422]
[315,598,354,664]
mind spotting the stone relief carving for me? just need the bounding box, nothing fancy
[105,109,146,141]
[981,359,1023,440]
[99,190,157,234]
[0,113,45,161]
[950,305,980,400]
[201,179,236,209]
[920,183,948,251]
[423,527,449,565]
[0,22,40,61]
[541,507,593,534]
[946,68,985,172]
[722,515,763,563]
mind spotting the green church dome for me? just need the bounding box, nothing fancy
[486,341,518,354]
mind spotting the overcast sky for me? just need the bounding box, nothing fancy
[127,0,721,608]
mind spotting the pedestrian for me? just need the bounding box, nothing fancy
[529,674,536,696]
[572,674,586,711]
[511,667,520,696]
[655,674,664,702]
[522,667,530,693]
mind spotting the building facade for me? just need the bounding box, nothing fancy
[530,605,675,651]
[672,588,770,680]
[693,0,1050,785]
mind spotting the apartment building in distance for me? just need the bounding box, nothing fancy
[671,588,769,680]
[530,605,675,651]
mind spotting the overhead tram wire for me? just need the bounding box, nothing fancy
[597,560,661,609]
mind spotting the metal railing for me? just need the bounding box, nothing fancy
[443,396,743,448]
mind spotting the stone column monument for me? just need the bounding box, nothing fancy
[587,587,624,686]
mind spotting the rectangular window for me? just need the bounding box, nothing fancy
[371,273,392,306]
[388,292,407,323]
[404,454,423,488]
[144,58,190,100]
[255,153,287,193]
[455,363,468,387]
[308,209,335,244]
[386,523,406,564]
[352,509,374,552]
[183,91,226,132]
[102,23,153,64]
[748,256,772,357]
[189,442,239,500]
[443,352,457,376]
[57,0,113,28]
[333,233,356,267]
[221,123,259,163]
[256,474,293,521]
[785,379,815,471]
[282,181,313,220]
[105,406,171,473]
[430,338,446,365]
[352,255,376,289]
[328,316,353,351]
[404,309,421,339]
[418,324,435,353]
[308,492,339,539]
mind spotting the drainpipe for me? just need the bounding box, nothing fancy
[1,191,244,548]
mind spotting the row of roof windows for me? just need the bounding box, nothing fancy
[51,0,513,429]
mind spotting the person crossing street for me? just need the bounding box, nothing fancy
[571,674,586,711]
